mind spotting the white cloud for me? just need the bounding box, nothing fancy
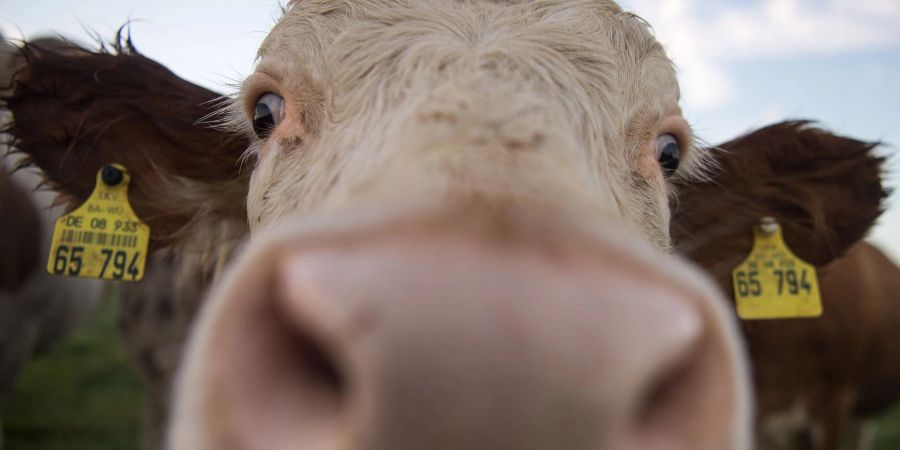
[710,0,900,58]
[621,0,900,111]
[644,0,736,110]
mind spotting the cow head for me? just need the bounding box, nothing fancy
[1,1,886,449]
[236,1,709,252]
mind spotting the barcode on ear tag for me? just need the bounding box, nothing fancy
[732,218,822,320]
[46,164,150,281]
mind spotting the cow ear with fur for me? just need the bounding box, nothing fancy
[2,37,250,253]
[671,120,888,276]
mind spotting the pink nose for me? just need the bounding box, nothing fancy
[170,225,749,450]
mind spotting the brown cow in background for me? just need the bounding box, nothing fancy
[1,2,891,449]
[0,36,104,445]
[674,122,899,450]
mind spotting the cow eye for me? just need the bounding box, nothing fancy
[252,93,284,139]
[655,134,681,177]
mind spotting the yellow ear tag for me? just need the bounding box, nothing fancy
[47,164,150,281]
[732,217,822,320]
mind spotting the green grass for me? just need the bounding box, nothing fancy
[1,296,143,450]
[1,296,899,450]
[875,407,900,450]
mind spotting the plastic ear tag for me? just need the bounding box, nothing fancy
[47,164,150,281]
[732,217,822,320]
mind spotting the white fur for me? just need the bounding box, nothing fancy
[170,1,748,448]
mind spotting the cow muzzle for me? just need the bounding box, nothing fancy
[169,213,751,450]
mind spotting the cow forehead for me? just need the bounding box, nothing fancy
[257,0,676,102]
[246,0,684,249]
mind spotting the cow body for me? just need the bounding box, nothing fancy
[2,2,889,449]
[751,242,900,450]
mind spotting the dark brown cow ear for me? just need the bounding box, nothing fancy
[671,120,888,276]
[3,37,251,252]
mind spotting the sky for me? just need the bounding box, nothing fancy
[3,0,899,262]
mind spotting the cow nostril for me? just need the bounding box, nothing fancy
[625,312,740,450]
[636,347,697,430]
[288,325,345,401]
[628,340,710,450]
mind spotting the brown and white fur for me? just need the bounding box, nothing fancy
[2,2,889,449]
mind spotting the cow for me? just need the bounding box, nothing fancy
[673,122,898,450]
[0,35,103,445]
[1,2,887,449]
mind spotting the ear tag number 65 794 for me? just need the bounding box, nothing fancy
[46,164,150,282]
[732,217,822,320]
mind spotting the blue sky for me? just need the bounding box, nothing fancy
[3,0,899,262]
